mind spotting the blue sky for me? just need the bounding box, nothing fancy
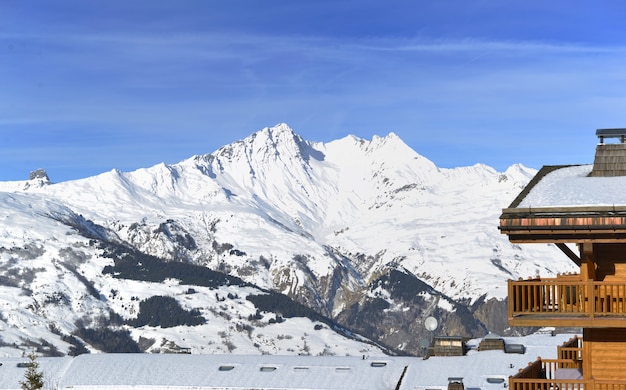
[2,1,626,182]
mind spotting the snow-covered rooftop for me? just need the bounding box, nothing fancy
[516,164,626,208]
[0,333,576,390]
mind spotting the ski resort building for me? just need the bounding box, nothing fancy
[499,128,626,390]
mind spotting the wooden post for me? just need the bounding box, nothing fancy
[588,279,595,319]
[580,243,596,281]
[582,329,591,381]
[508,280,514,318]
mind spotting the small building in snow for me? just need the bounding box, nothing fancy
[433,336,466,356]
[478,333,505,351]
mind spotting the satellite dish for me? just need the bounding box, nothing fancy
[424,316,438,331]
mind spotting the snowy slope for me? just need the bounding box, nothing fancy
[0,124,577,356]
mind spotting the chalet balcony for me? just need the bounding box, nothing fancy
[508,276,626,327]
[510,336,626,390]
[509,358,626,390]
[510,358,584,390]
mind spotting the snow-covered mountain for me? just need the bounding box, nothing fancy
[0,124,577,357]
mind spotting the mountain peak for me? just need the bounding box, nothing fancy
[23,168,51,189]
[372,132,399,142]
[215,123,321,169]
[29,168,50,182]
[253,123,302,149]
[266,122,293,133]
[370,132,411,152]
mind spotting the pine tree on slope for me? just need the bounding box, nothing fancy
[20,352,44,390]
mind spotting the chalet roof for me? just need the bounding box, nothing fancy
[500,164,626,242]
[508,164,626,208]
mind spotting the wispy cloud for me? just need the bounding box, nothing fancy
[351,38,623,54]
[2,1,626,181]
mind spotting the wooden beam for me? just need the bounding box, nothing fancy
[580,243,596,281]
[510,316,626,328]
[506,234,626,243]
[556,243,581,266]
[502,205,626,214]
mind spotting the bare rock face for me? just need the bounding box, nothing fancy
[29,168,50,181]
[23,168,51,189]
[28,168,51,184]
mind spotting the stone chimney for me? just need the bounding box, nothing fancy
[590,129,626,177]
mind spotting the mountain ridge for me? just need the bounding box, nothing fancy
[0,124,577,356]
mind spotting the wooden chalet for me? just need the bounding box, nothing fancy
[499,129,626,390]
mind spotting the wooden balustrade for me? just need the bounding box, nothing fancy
[559,336,583,364]
[511,358,583,390]
[510,377,626,390]
[560,336,582,350]
[508,278,626,321]
[514,359,545,380]
[510,378,586,390]
[542,359,582,377]
[559,347,583,365]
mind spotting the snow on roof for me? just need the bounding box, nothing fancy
[0,357,74,390]
[403,332,575,390]
[61,354,406,390]
[517,164,626,208]
[0,333,576,390]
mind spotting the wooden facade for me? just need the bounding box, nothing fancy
[500,133,626,390]
[501,241,626,386]
[433,336,467,356]
[478,336,505,351]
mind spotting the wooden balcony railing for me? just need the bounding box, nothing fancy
[511,376,626,390]
[558,336,583,363]
[508,277,626,324]
[558,346,583,364]
[511,358,582,388]
[510,357,626,390]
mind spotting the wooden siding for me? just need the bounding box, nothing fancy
[433,337,466,356]
[585,328,626,381]
[478,338,504,351]
[591,142,626,177]
[595,244,626,281]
